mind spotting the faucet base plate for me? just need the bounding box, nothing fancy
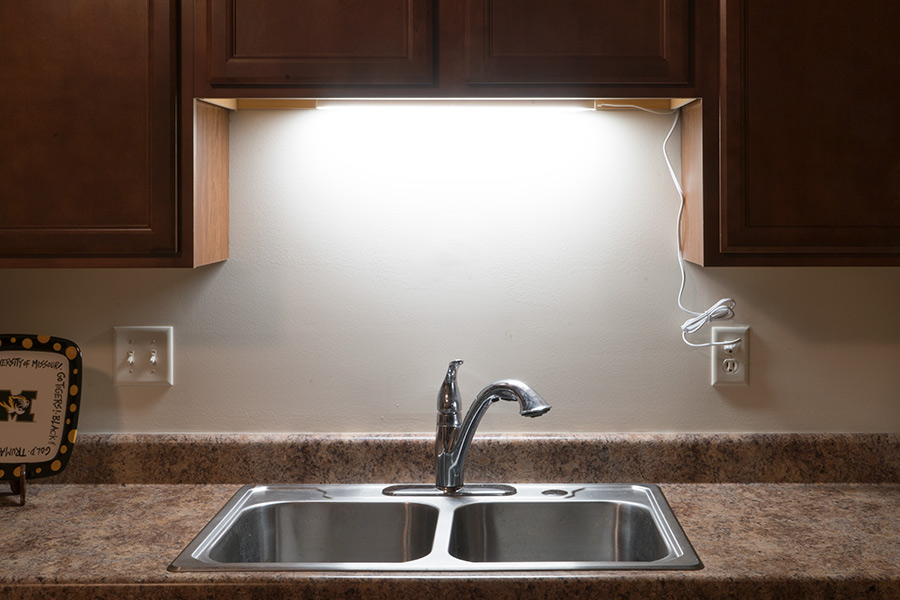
[382,484,517,497]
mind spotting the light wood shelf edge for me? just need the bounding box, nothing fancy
[199,98,317,110]
[594,98,694,111]
[192,100,229,266]
[680,99,705,265]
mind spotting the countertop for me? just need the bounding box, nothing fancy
[3,482,900,599]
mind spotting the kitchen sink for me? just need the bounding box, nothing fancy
[449,500,670,563]
[168,484,701,572]
[207,500,439,564]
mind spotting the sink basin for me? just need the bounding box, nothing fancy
[169,484,701,571]
[449,501,669,563]
[207,501,438,564]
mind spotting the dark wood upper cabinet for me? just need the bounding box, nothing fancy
[0,0,176,260]
[0,0,228,267]
[7,0,897,267]
[465,0,690,86]
[202,0,434,87]
[195,0,700,97]
[710,0,900,264]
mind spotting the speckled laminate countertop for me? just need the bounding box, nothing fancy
[2,482,899,599]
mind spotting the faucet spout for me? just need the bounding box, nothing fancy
[434,362,550,493]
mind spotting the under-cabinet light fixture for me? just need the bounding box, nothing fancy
[200,98,695,112]
[314,99,597,112]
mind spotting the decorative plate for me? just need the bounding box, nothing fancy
[0,334,82,482]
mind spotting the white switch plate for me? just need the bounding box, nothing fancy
[114,326,174,386]
[711,325,749,386]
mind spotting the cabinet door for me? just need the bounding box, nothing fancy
[0,0,178,259]
[465,0,690,85]
[720,0,900,258]
[201,0,434,87]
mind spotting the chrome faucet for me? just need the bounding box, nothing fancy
[435,359,551,492]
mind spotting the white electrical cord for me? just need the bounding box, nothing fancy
[596,103,741,346]
[661,109,741,348]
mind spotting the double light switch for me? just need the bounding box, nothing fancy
[114,326,174,386]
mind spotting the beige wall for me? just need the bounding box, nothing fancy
[2,108,898,433]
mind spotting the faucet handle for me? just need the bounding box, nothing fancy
[437,359,464,419]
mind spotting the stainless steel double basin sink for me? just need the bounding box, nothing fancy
[169,483,701,571]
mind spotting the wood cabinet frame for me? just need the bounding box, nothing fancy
[696,0,900,266]
[464,0,691,86]
[0,0,228,268]
[201,0,434,87]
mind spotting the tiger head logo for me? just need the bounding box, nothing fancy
[1,391,36,422]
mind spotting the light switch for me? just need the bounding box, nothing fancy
[114,326,174,386]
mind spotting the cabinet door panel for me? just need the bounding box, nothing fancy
[0,0,177,258]
[721,0,900,254]
[203,0,434,86]
[465,0,690,85]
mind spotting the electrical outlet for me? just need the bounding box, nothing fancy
[711,325,749,386]
[114,326,174,386]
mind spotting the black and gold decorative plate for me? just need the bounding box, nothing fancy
[0,334,82,483]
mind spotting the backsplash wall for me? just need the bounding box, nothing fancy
[1,108,898,433]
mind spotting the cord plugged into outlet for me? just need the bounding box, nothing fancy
[658,108,743,350]
[711,326,750,386]
[615,105,749,382]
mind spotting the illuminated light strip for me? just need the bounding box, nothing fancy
[314,99,597,112]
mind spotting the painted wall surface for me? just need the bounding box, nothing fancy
[1,108,898,433]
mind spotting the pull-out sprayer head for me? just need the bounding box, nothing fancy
[480,379,552,418]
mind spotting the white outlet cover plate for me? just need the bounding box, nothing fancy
[711,325,749,387]
[114,326,174,386]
